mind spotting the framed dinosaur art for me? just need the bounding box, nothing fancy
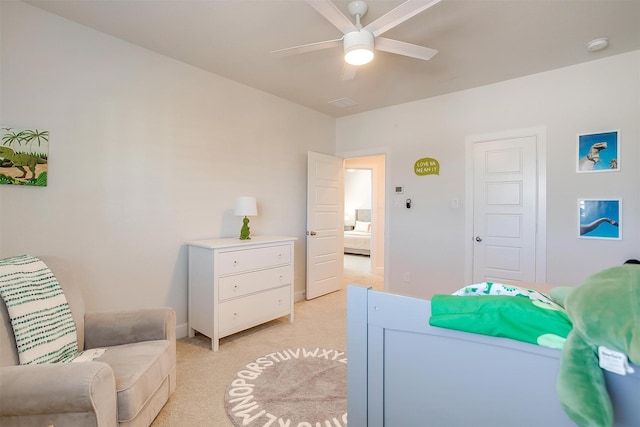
[578,198,622,240]
[0,126,49,186]
[577,130,619,173]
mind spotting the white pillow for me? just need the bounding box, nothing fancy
[354,221,371,232]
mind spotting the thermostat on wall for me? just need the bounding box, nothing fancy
[395,186,404,194]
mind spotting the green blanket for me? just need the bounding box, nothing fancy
[429,283,573,349]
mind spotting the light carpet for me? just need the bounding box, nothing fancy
[225,348,347,426]
[151,263,382,427]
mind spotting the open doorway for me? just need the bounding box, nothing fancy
[344,168,372,273]
[343,155,385,283]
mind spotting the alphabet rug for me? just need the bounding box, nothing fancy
[225,348,347,426]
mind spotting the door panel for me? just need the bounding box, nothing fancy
[317,211,339,229]
[315,235,338,254]
[486,214,521,237]
[306,152,344,300]
[485,246,521,271]
[486,182,521,205]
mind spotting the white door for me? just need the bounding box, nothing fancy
[306,152,344,300]
[472,136,539,283]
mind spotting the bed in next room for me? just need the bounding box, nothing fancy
[344,209,371,256]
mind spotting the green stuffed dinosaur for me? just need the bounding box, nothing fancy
[551,264,640,427]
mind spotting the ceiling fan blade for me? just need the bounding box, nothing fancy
[375,37,438,61]
[305,0,356,35]
[341,63,357,81]
[271,38,342,56]
[365,0,442,37]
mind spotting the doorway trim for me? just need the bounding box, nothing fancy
[464,127,547,284]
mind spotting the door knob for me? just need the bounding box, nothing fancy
[475,236,482,242]
[307,231,317,236]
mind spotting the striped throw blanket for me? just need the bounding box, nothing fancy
[0,254,79,364]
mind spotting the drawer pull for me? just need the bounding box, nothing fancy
[278,253,283,258]
[279,275,284,281]
[234,285,239,289]
[233,260,239,266]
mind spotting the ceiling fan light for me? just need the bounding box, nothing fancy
[344,30,374,66]
[345,48,374,65]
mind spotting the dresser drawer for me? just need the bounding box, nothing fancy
[218,244,291,275]
[218,266,292,301]
[218,285,291,336]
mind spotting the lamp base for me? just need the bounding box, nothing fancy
[239,216,251,240]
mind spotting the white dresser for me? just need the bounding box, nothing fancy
[187,236,296,351]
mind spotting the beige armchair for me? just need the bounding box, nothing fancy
[0,256,176,427]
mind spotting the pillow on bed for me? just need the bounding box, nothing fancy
[429,288,573,349]
[353,221,370,232]
[453,281,558,305]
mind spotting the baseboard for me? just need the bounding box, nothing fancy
[294,289,306,302]
[176,322,189,339]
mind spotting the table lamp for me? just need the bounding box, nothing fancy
[234,196,257,240]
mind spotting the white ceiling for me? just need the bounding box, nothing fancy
[24,0,640,118]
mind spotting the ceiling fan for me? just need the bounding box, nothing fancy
[272,0,441,80]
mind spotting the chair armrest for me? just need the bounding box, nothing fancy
[84,307,176,349]
[0,362,117,425]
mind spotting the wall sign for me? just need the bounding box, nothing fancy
[414,157,439,176]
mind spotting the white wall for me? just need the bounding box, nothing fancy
[0,2,335,337]
[344,169,372,224]
[337,51,640,299]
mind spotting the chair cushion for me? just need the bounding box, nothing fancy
[94,340,173,422]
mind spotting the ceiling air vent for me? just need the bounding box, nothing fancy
[328,98,357,108]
